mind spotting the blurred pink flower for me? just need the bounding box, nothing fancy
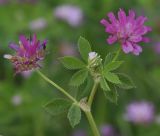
[11,94,22,106]
[29,18,47,31]
[100,124,117,136]
[101,9,151,55]
[124,101,155,124]
[54,5,83,27]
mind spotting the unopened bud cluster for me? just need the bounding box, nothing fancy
[88,52,102,82]
[88,52,102,68]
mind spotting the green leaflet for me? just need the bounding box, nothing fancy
[116,73,136,89]
[104,52,117,65]
[59,56,85,70]
[43,98,71,116]
[78,36,92,62]
[104,72,121,84]
[67,104,81,128]
[104,61,123,72]
[100,77,110,91]
[103,85,119,104]
[70,69,88,86]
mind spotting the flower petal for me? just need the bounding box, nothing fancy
[19,35,29,50]
[136,16,147,26]
[100,19,110,27]
[128,10,135,22]
[9,43,19,51]
[107,35,117,44]
[132,44,142,55]
[105,25,116,34]
[134,26,148,35]
[32,33,37,45]
[129,35,142,42]
[107,12,117,24]
[122,41,133,53]
[118,9,127,25]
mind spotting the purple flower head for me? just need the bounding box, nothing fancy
[124,101,155,124]
[100,9,151,55]
[4,34,47,73]
[100,124,117,136]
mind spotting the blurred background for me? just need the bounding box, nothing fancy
[1,0,160,136]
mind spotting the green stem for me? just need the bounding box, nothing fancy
[37,70,77,103]
[37,70,100,136]
[85,112,100,136]
[113,48,121,61]
[86,81,100,136]
[88,81,99,107]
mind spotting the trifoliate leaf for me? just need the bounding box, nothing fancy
[78,36,92,62]
[100,77,110,91]
[104,61,123,72]
[104,72,121,84]
[43,99,71,116]
[70,69,88,86]
[103,85,118,104]
[59,56,85,70]
[116,73,136,89]
[67,104,81,128]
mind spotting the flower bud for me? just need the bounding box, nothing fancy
[88,52,98,60]
[88,52,102,68]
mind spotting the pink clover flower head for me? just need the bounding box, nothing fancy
[124,101,155,124]
[100,9,152,55]
[4,34,47,73]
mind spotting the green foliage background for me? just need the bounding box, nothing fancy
[1,0,160,136]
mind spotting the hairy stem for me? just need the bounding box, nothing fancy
[88,81,99,107]
[85,112,100,136]
[37,70,77,103]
